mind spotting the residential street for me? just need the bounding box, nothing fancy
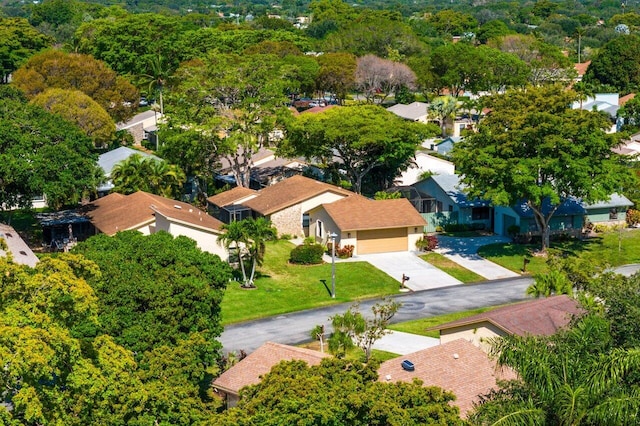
[220,277,534,354]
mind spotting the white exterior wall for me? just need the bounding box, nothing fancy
[154,214,228,261]
[407,227,423,251]
[396,153,456,186]
[299,192,349,213]
[439,322,507,354]
[309,206,341,245]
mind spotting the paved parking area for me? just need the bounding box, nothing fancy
[435,236,520,280]
[356,252,462,291]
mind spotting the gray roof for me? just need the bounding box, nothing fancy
[431,174,490,208]
[116,110,158,130]
[98,147,161,177]
[387,102,428,121]
[0,224,39,268]
[584,193,633,209]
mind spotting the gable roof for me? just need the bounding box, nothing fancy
[429,295,582,337]
[84,191,222,235]
[321,195,426,231]
[511,197,585,218]
[213,342,330,395]
[0,224,39,268]
[151,202,224,233]
[116,110,159,130]
[584,193,633,210]
[429,174,490,208]
[378,339,517,417]
[387,102,428,121]
[242,175,353,215]
[207,186,259,208]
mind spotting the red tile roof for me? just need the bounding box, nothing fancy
[619,93,636,107]
[429,295,582,337]
[213,342,330,395]
[378,339,517,417]
[574,61,590,77]
[207,186,258,207]
[242,175,353,215]
[85,191,223,235]
[322,195,427,231]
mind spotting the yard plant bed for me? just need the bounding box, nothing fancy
[221,240,400,325]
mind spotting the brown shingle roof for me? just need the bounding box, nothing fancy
[322,195,427,231]
[151,203,224,232]
[619,93,636,107]
[213,342,330,395]
[429,295,582,337]
[242,175,353,215]
[85,191,222,235]
[378,339,517,417]
[207,186,258,207]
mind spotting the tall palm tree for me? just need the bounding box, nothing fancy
[110,154,186,198]
[111,154,149,194]
[136,55,172,115]
[243,217,277,287]
[147,159,186,198]
[218,220,251,285]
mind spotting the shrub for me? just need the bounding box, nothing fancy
[416,235,438,251]
[627,209,640,227]
[280,233,294,240]
[336,245,354,259]
[443,223,469,233]
[435,226,444,233]
[507,225,520,239]
[289,243,325,264]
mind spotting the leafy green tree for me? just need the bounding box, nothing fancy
[73,230,231,356]
[585,34,640,94]
[429,42,478,96]
[476,19,513,44]
[218,217,277,288]
[0,17,53,83]
[329,299,400,362]
[452,85,631,252]
[167,53,293,187]
[0,86,101,209]
[11,49,139,122]
[214,358,462,425]
[426,10,478,36]
[110,153,186,198]
[31,88,115,148]
[315,52,357,103]
[282,104,435,194]
[470,313,640,425]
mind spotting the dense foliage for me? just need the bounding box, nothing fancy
[289,241,325,264]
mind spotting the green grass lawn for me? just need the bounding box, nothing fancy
[389,306,499,338]
[477,229,640,275]
[420,252,485,283]
[221,240,400,325]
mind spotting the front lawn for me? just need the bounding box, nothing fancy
[221,240,400,325]
[477,229,640,274]
[389,306,499,338]
[420,252,484,283]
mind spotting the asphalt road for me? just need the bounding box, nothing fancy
[220,276,534,354]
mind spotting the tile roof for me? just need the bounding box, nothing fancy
[0,224,39,268]
[429,295,582,337]
[574,61,590,77]
[322,195,427,231]
[84,191,222,235]
[242,175,354,215]
[207,186,258,207]
[213,342,330,395]
[619,93,636,107]
[378,339,517,417]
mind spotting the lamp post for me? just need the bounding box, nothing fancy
[330,232,337,298]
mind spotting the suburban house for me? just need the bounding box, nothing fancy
[0,224,39,267]
[211,175,354,237]
[571,93,620,133]
[116,110,162,146]
[387,102,474,137]
[430,136,462,156]
[308,195,427,255]
[207,186,259,223]
[613,131,640,158]
[412,174,493,233]
[394,147,455,187]
[97,146,161,196]
[83,191,228,260]
[428,295,582,353]
[212,342,330,408]
[378,339,517,417]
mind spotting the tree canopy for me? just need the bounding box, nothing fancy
[0,17,53,83]
[452,85,631,252]
[110,154,186,198]
[0,85,101,210]
[282,104,436,194]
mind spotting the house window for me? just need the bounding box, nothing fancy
[302,213,310,228]
[436,201,443,212]
[422,199,436,213]
[610,208,618,220]
[472,207,490,220]
[448,205,454,212]
[316,220,323,237]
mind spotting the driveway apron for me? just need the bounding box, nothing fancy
[435,235,520,280]
[356,251,462,291]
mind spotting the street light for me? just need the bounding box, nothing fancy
[330,232,337,298]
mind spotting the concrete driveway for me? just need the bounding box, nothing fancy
[356,251,462,291]
[435,235,520,280]
[372,331,439,355]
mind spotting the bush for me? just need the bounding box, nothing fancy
[416,235,438,251]
[627,209,640,227]
[289,243,325,264]
[336,245,354,259]
[279,233,294,240]
[435,226,444,233]
[443,223,468,233]
[507,225,520,239]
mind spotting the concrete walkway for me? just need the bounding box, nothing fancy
[356,251,462,291]
[435,235,520,280]
[372,331,439,355]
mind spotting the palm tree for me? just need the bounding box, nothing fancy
[427,95,459,137]
[111,154,149,194]
[526,270,573,298]
[136,55,172,115]
[147,159,186,198]
[111,154,186,198]
[218,220,251,286]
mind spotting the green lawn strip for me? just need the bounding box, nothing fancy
[221,240,400,325]
[476,229,640,274]
[439,231,484,238]
[388,306,499,338]
[419,252,485,283]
